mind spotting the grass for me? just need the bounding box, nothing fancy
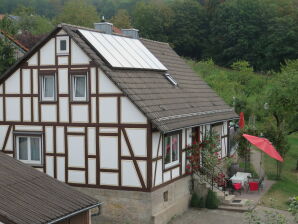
[261,133,298,210]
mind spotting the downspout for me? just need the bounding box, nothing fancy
[47,202,102,224]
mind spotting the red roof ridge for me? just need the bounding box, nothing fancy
[0,30,29,52]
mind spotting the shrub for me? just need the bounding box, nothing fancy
[198,197,205,208]
[205,190,219,209]
[190,193,200,208]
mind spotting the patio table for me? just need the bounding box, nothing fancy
[230,172,252,186]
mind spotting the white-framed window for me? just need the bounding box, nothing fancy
[56,36,69,55]
[71,74,87,101]
[16,135,42,165]
[41,74,56,101]
[164,133,180,168]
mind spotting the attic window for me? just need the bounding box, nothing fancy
[164,73,178,86]
[56,36,69,55]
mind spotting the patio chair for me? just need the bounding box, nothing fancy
[232,182,242,195]
[248,181,259,192]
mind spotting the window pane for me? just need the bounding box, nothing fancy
[164,136,171,164]
[44,76,54,98]
[172,135,179,162]
[74,76,86,98]
[19,137,28,160]
[60,40,67,51]
[30,137,40,161]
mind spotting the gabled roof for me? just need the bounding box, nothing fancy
[0,152,100,224]
[0,24,238,132]
[0,30,29,53]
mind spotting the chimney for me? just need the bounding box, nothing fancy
[94,16,113,34]
[121,28,139,39]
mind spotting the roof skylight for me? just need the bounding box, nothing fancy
[165,73,178,86]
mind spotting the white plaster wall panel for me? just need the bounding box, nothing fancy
[88,158,96,184]
[67,127,85,133]
[182,129,186,148]
[5,70,20,94]
[90,67,96,94]
[56,127,65,153]
[0,97,3,121]
[99,128,118,133]
[206,124,211,133]
[58,68,68,94]
[137,160,147,186]
[121,160,141,187]
[57,156,65,182]
[121,97,147,123]
[222,138,228,158]
[172,167,180,179]
[68,170,85,184]
[71,40,90,64]
[182,152,186,175]
[15,125,43,131]
[163,171,171,183]
[57,30,67,35]
[46,156,54,177]
[45,126,54,153]
[68,135,85,168]
[0,85,2,94]
[152,132,161,158]
[27,53,38,65]
[91,97,96,123]
[58,56,68,65]
[33,97,39,122]
[99,70,121,93]
[121,132,130,156]
[4,128,12,151]
[32,69,38,94]
[23,97,31,122]
[87,127,96,155]
[22,69,31,94]
[126,128,147,157]
[5,97,20,121]
[41,105,57,122]
[223,121,228,135]
[40,38,55,65]
[100,172,118,186]
[99,136,118,169]
[99,97,117,123]
[71,105,88,123]
[59,97,69,122]
[0,125,9,149]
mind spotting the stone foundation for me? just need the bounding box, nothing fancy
[74,176,191,224]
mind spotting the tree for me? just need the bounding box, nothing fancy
[18,15,54,35]
[0,38,16,76]
[0,15,18,35]
[169,0,209,59]
[110,9,131,29]
[54,0,100,28]
[132,1,174,42]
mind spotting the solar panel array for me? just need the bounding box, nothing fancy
[78,29,167,71]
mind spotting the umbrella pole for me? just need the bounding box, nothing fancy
[259,151,263,178]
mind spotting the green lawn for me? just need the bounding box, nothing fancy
[261,134,298,210]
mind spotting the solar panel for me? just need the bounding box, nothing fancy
[78,29,167,71]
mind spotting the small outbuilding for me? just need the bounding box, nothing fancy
[0,152,101,224]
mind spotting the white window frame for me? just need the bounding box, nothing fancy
[164,133,180,169]
[56,36,69,55]
[16,135,42,165]
[40,74,56,101]
[71,74,88,101]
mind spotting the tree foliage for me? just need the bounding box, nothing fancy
[0,38,16,75]
[54,0,100,28]
[110,9,131,29]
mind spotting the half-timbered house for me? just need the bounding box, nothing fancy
[0,23,238,224]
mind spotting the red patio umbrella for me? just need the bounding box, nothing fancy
[239,112,245,129]
[242,134,284,162]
